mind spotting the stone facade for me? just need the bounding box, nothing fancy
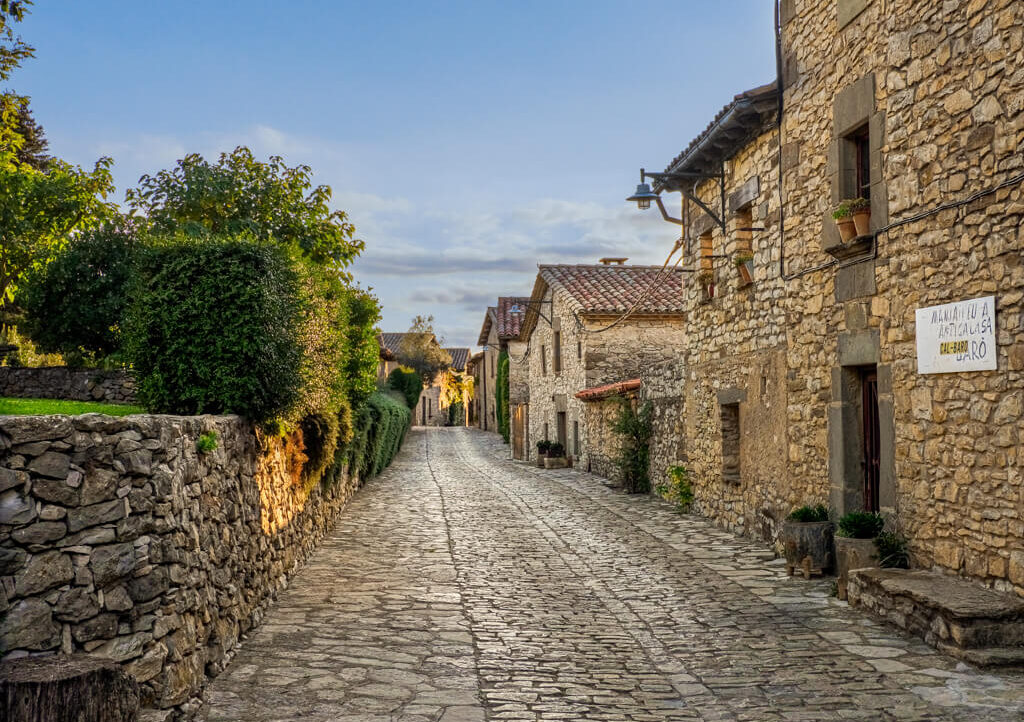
[413,383,443,427]
[646,0,1024,593]
[522,268,686,477]
[0,368,136,405]
[476,316,500,433]
[0,413,362,710]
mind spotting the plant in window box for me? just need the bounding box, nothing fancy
[733,253,754,286]
[834,511,884,600]
[544,441,568,469]
[781,504,835,579]
[831,200,858,243]
[848,197,871,237]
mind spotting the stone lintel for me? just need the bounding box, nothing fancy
[837,330,880,367]
[716,388,747,406]
[728,176,760,215]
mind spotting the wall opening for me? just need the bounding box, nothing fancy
[721,402,740,484]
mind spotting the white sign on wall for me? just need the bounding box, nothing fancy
[915,296,997,374]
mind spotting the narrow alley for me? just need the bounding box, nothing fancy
[200,429,1024,722]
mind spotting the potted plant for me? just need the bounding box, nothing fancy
[831,200,857,243]
[835,511,884,600]
[544,442,568,469]
[536,440,551,467]
[734,253,754,286]
[781,504,834,578]
[849,197,871,237]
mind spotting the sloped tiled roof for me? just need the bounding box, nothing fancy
[379,333,407,357]
[477,307,499,346]
[658,81,778,187]
[576,378,642,402]
[541,265,685,314]
[521,264,685,340]
[497,297,529,339]
[444,347,470,372]
[477,296,531,346]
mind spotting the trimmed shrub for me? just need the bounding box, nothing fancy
[299,410,341,490]
[836,511,884,538]
[387,367,423,409]
[496,351,510,443]
[787,504,830,523]
[20,224,137,360]
[123,236,304,421]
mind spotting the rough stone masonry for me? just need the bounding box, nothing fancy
[0,413,360,710]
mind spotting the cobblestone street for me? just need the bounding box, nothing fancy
[200,428,1024,721]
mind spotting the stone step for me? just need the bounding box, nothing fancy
[848,568,1024,667]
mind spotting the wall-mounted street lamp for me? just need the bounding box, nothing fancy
[626,167,726,232]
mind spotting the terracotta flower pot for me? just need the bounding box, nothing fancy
[836,218,857,243]
[781,520,835,578]
[852,209,871,237]
[835,536,877,600]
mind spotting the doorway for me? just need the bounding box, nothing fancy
[861,368,880,512]
[556,412,567,450]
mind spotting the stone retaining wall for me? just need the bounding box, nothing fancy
[0,368,136,404]
[0,413,360,710]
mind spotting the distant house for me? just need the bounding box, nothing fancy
[466,351,485,428]
[474,297,528,443]
[444,347,470,373]
[519,261,685,479]
[377,331,448,427]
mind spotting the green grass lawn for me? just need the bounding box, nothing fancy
[0,397,145,417]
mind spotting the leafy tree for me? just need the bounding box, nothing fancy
[0,156,116,318]
[125,147,364,273]
[397,315,451,384]
[341,286,382,411]
[20,223,137,359]
[9,98,47,169]
[612,398,653,494]
[0,0,34,166]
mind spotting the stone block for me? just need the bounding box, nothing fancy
[0,488,37,525]
[11,521,67,546]
[91,543,137,587]
[0,597,59,652]
[15,551,74,597]
[27,451,71,480]
[67,499,126,533]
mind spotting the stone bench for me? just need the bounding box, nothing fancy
[848,568,1024,667]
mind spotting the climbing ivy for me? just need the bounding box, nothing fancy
[496,351,510,443]
[611,397,652,494]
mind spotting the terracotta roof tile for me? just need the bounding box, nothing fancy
[576,378,642,402]
[539,264,685,315]
[444,348,470,372]
[496,297,530,340]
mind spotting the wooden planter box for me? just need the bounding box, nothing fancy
[835,536,877,600]
[543,456,568,469]
[782,521,835,578]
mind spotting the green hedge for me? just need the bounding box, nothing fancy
[387,367,423,409]
[342,391,411,484]
[123,236,304,421]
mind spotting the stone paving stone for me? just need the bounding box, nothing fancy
[200,428,1024,721]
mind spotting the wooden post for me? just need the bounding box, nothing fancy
[0,655,140,722]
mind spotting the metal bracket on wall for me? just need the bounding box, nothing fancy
[644,166,727,233]
[511,299,554,326]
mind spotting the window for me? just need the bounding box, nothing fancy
[543,422,549,441]
[852,125,870,200]
[577,339,582,360]
[541,345,547,375]
[553,331,562,374]
[721,403,740,484]
[573,420,580,456]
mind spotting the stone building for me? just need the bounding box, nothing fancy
[467,351,484,428]
[519,262,686,476]
[633,0,1024,594]
[379,332,448,427]
[474,297,529,443]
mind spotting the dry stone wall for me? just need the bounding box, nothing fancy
[0,368,136,404]
[0,413,360,710]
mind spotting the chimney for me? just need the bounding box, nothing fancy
[598,257,628,265]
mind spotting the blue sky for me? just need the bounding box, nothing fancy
[15,1,777,348]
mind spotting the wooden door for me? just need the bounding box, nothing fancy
[512,404,525,460]
[861,370,880,512]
